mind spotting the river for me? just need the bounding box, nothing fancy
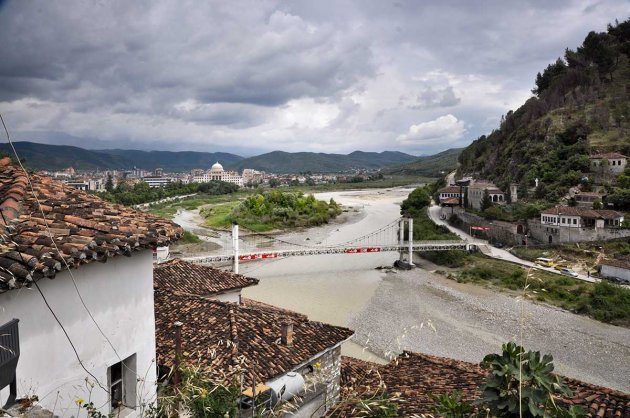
[174,187,630,392]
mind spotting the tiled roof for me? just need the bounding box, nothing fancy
[0,157,182,292]
[154,259,258,295]
[338,352,630,417]
[541,206,623,219]
[591,153,628,159]
[438,186,462,194]
[600,258,630,270]
[154,291,354,384]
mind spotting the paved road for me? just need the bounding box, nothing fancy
[427,204,597,283]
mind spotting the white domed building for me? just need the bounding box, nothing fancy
[192,162,243,186]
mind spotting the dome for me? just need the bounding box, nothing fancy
[210,162,224,172]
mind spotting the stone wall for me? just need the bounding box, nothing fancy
[450,208,527,245]
[527,219,630,244]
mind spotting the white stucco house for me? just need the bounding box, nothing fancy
[0,157,181,416]
[590,152,628,174]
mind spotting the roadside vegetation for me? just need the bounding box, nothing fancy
[420,250,630,327]
[201,190,343,232]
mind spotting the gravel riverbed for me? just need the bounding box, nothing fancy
[349,267,630,392]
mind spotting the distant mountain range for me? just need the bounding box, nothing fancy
[382,148,462,177]
[0,141,462,174]
[231,150,417,173]
[0,142,244,172]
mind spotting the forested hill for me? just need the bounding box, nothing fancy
[0,141,417,173]
[0,142,243,171]
[457,19,630,202]
[382,148,462,177]
[230,150,417,173]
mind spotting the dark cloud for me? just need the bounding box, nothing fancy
[0,0,627,153]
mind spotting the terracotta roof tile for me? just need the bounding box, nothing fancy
[438,186,463,194]
[0,158,182,291]
[155,291,354,384]
[154,259,258,295]
[338,352,630,417]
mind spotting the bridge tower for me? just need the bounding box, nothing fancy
[398,217,414,267]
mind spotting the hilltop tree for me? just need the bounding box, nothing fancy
[105,174,114,192]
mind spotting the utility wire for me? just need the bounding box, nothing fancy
[1,114,161,397]
[0,114,114,393]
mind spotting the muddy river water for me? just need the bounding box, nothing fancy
[175,187,630,392]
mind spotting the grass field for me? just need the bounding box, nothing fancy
[200,202,240,229]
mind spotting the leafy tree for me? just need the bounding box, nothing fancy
[592,200,603,209]
[269,178,280,188]
[400,187,431,216]
[532,58,567,95]
[480,190,493,211]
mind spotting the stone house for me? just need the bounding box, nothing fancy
[573,191,606,208]
[154,259,353,417]
[599,258,630,284]
[337,351,630,417]
[590,152,628,174]
[0,157,181,417]
[530,206,628,243]
[437,185,464,206]
[466,182,505,210]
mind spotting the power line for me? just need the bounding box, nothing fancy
[0,114,113,394]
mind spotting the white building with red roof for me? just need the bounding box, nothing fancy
[0,157,181,417]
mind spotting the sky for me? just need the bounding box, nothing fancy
[0,1,628,156]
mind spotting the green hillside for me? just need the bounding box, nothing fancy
[0,142,243,171]
[229,150,417,173]
[457,19,630,203]
[382,148,462,177]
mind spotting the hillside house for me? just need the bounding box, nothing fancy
[573,191,606,208]
[530,206,628,243]
[154,260,354,417]
[0,157,182,416]
[437,185,464,206]
[590,152,628,174]
[466,182,505,210]
[338,352,630,417]
[540,206,624,229]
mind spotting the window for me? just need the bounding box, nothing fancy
[108,354,137,413]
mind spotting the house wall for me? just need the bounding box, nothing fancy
[210,290,240,304]
[0,251,157,417]
[600,265,630,282]
[528,219,630,243]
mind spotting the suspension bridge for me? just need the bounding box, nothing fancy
[182,217,481,273]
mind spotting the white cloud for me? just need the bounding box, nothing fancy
[397,114,466,144]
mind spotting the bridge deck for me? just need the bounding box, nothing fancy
[183,240,479,264]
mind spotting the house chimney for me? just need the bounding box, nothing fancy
[281,323,294,346]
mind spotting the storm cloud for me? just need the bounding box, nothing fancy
[0,0,627,155]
